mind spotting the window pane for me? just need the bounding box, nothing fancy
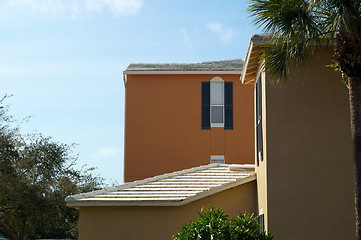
[211,82,223,105]
[211,106,223,123]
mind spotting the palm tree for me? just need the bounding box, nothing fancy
[248,0,361,238]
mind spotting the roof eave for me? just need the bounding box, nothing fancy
[241,35,270,85]
[65,173,256,207]
[123,70,242,75]
[240,39,254,84]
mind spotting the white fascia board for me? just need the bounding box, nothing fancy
[66,200,183,207]
[241,40,254,84]
[241,36,271,84]
[123,72,127,86]
[124,70,242,75]
[65,174,256,207]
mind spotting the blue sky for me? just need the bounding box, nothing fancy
[0,0,259,184]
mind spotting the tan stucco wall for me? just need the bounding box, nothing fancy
[255,70,269,231]
[124,74,254,182]
[264,49,355,239]
[78,181,257,240]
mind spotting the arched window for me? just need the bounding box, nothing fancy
[210,77,224,127]
[201,77,233,130]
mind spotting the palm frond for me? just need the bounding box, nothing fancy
[248,0,335,80]
[261,47,288,81]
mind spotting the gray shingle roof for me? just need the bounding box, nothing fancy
[124,59,244,74]
[66,163,255,207]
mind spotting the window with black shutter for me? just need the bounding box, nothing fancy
[201,82,210,129]
[257,214,265,233]
[224,82,233,130]
[256,75,263,166]
[201,77,233,130]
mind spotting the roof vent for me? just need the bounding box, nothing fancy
[210,155,225,164]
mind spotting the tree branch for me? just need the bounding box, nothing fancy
[0,207,14,213]
[20,217,27,240]
[0,221,18,240]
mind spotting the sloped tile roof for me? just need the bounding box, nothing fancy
[124,59,244,74]
[66,164,255,207]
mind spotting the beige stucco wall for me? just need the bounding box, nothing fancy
[124,74,254,182]
[78,181,257,240]
[263,49,355,239]
[255,70,269,231]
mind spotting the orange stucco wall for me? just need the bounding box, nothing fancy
[124,74,254,182]
[259,49,355,239]
[78,181,257,240]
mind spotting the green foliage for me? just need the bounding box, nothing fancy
[173,206,274,240]
[247,0,361,81]
[0,96,104,240]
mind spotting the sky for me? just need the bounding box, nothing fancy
[0,0,259,184]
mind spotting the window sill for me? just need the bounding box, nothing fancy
[211,123,224,128]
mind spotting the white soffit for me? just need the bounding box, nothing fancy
[241,34,271,85]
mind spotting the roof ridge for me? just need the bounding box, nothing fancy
[128,59,243,65]
[124,59,244,73]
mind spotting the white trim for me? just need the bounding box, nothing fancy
[210,76,224,82]
[241,40,254,84]
[123,72,127,86]
[211,123,224,128]
[258,59,265,78]
[241,35,271,84]
[210,77,225,126]
[124,70,242,75]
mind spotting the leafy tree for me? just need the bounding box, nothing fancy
[0,96,104,240]
[173,206,274,240]
[248,0,361,238]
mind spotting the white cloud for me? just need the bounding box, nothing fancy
[207,21,234,44]
[70,4,81,19]
[91,147,122,159]
[86,0,143,15]
[179,28,190,43]
[2,0,143,18]
[179,28,192,50]
[7,0,65,14]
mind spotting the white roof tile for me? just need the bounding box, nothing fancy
[65,163,255,207]
[124,60,244,73]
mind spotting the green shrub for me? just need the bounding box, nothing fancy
[173,206,274,240]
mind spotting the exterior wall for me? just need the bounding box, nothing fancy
[263,49,355,239]
[255,70,269,231]
[124,74,254,182]
[78,181,257,240]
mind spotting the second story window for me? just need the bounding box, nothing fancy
[210,77,224,127]
[256,74,263,165]
[202,77,233,130]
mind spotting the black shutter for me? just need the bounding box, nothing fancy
[201,82,210,129]
[224,82,233,130]
[257,214,265,233]
[256,76,263,164]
